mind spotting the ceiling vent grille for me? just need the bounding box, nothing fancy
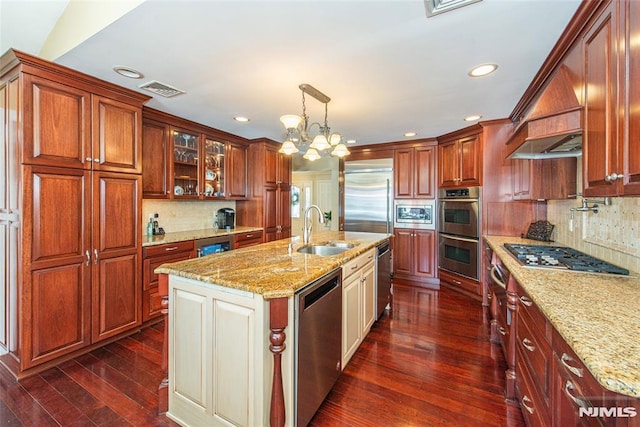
[424,0,482,17]
[139,80,185,98]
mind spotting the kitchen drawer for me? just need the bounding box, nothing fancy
[143,288,164,322]
[143,240,195,258]
[143,250,195,290]
[342,249,375,281]
[517,345,552,427]
[517,306,552,402]
[234,230,263,248]
[517,284,552,344]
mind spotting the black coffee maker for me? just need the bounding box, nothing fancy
[216,208,235,229]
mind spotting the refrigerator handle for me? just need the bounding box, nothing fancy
[386,178,391,234]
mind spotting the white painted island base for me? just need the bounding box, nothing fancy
[166,275,295,427]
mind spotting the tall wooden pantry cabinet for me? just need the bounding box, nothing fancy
[0,49,150,379]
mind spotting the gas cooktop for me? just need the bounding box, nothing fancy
[503,243,630,275]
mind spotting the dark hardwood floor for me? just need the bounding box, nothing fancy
[0,284,524,426]
[310,284,525,427]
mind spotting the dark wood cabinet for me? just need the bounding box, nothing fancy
[142,241,195,322]
[0,49,149,379]
[394,145,436,198]
[583,0,619,197]
[92,96,142,174]
[392,228,437,285]
[226,141,248,199]
[582,0,640,197]
[622,0,640,195]
[438,132,482,188]
[237,139,292,242]
[23,74,91,169]
[91,173,142,342]
[233,231,264,249]
[142,119,170,198]
[512,158,577,200]
[141,108,247,200]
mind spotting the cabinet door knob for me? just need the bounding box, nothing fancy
[498,326,506,336]
[93,158,100,163]
[85,157,93,162]
[85,250,91,266]
[94,249,99,264]
[605,172,621,182]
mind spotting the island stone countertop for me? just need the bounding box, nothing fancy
[155,231,390,299]
[142,226,264,247]
[484,235,640,398]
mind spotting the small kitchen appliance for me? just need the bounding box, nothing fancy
[216,208,235,229]
[503,243,629,275]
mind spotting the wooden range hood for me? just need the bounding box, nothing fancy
[506,66,583,159]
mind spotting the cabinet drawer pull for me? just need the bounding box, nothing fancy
[351,264,358,271]
[560,353,583,378]
[93,249,99,264]
[564,380,588,409]
[498,326,506,336]
[519,295,533,307]
[490,265,506,288]
[93,158,100,163]
[85,250,91,266]
[452,279,462,285]
[522,337,535,352]
[85,157,93,162]
[245,234,253,238]
[164,246,179,252]
[521,395,534,414]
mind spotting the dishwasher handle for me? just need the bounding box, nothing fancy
[301,276,340,311]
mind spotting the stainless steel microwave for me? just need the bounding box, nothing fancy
[394,200,435,230]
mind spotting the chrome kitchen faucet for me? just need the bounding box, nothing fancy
[303,205,325,244]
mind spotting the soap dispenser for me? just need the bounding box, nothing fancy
[146,216,154,236]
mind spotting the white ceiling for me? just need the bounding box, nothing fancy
[2,0,581,146]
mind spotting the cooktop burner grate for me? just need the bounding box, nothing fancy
[503,243,629,275]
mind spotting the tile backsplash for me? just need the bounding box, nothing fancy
[143,200,236,233]
[547,197,640,273]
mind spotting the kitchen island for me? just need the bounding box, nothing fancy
[155,231,390,427]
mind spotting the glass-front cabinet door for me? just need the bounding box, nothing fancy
[204,137,225,198]
[172,129,200,198]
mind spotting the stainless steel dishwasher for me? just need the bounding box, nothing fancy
[295,268,342,427]
[376,241,392,319]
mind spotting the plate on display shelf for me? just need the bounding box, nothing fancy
[174,185,184,195]
[205,170,216,180]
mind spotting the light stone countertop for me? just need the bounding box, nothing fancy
[142,226,264,247]
[154,231,391,299]
[484,235,640,398]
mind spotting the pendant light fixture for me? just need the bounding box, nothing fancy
[279,83,351,160]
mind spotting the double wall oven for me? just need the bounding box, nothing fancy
[438,187,481,280]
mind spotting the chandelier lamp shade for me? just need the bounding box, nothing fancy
[279,83,351,160]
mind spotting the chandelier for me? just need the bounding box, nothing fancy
[279,83,351,160]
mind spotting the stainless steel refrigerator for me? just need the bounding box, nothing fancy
[344,158,393,233]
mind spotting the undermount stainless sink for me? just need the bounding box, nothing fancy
[297,241,357,256]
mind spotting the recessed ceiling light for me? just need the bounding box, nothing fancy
[468,63,498,77]
[346,139,357,144]
[464,115,482,122]
[113,66,143,79]
[404,132,417,137]
[234,116,250,122]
